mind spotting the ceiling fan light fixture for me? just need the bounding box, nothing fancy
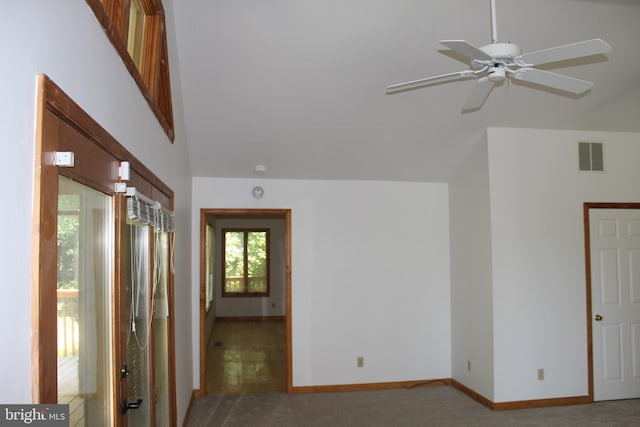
[487,66,506,82]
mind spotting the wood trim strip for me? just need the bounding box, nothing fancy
[198,210,207,396]
[215,316,286,322]
[292,378,593,411]
[291,379,451,394]
[32,76,60,403]
[167,231,178,426]
[450,380,592,411]
[284,210,293,394]
[32,74,46,403]
[449,380,495,409]
[492,395,592,411]
[583,203,594,401]
[583,202,640,210]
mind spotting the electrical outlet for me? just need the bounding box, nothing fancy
[467,360,471,372]
[271,302,276,309]
[537,368,544,381]
[357,357,364,368]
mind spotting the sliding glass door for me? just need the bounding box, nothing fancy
[125,221,151,425]
[35,75,177,426]
[57,175,114,426]
[152,231,171,426]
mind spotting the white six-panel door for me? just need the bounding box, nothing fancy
[590,208,640,401]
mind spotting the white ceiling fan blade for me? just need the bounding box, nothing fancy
[517,39,611,66]
[386,70,475,93]
[512,68,593,94]
[440,40,493,61]
[462,77,495,111]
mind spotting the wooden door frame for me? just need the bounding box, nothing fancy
[198,208,292,395]
[33,74,177,425]
[583,202,640,401]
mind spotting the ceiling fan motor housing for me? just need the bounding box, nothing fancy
[480,42,522,60]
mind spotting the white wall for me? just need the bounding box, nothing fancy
[0,1,193,423]
[449,131,495,400]
[192,178,451,388]
[214,217,287,317]
[487,127,640,402]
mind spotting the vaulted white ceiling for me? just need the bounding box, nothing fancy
[173,0,640,182]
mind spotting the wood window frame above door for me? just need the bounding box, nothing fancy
[32,74,177,426]
[85,0,174,141]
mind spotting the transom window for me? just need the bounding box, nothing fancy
[86,0,175,141]
[222,229,270,297]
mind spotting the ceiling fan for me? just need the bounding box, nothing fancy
[386,0,612,111]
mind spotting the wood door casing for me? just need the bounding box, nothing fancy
[33,74,177,426]
[584,202,640,402]
[588,207,640,400]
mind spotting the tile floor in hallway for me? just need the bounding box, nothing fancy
[205,318,286,394]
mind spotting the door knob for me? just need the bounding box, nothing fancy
[595,314,603,321]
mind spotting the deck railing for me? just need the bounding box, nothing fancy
[225,276,267,293]
[57,288,79,356]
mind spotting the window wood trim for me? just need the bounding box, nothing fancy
[85,0,175,141]
[221,229,271,298]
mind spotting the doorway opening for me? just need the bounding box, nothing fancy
[199,209,292,395]
[583,202,640,402]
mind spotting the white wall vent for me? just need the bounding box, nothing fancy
[578,142,604,172]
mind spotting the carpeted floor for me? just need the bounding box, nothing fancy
[184,385,640,426]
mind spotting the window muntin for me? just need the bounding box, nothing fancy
[222,230,270,297]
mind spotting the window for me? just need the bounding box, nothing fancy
[222,229,270,297]
[127,0,146,69]
[86,0,174,141]
[205,223,215,311]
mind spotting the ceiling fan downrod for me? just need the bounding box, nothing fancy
[490,0,498,44]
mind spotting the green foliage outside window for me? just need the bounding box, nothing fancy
[223,230,269,295]
[57,195,80,290]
